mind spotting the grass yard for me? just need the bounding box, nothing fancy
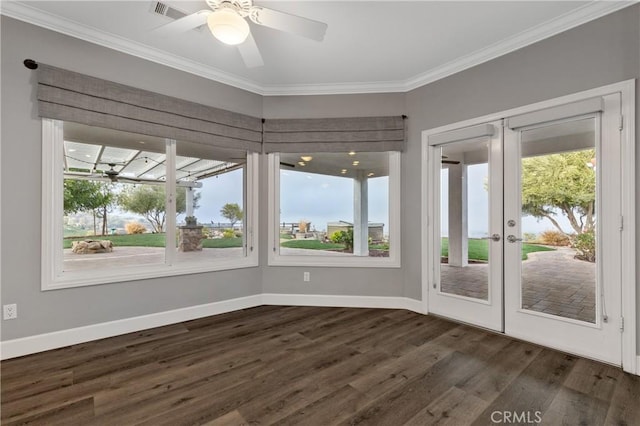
[281,240,345,250]
[441,238,555,261]
[63,234,243,249]
[280,240,390,252]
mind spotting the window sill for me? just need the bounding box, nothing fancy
[267,254,400,268]
[42,257,259,291]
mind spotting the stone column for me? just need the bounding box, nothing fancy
[353,171,369,256]
[178,225,203,251]
[448,161,468,267]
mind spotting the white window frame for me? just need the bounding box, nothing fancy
[41,119,259,291]
[267,151,401,268]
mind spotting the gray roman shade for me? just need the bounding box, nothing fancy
[506,97,604,129]
[263,116,406,153]
[428,123,496,146]
[37,64,263,152]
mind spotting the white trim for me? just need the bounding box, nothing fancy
[261,293,423,314]
[0,294,263,360]
[267,152,401,268]
[0,1,632,96]
[620,79,636,375]
[0,294,423,360]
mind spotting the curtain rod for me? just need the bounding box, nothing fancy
[23,58,409,122]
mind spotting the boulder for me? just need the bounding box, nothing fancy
[71,240,113,254]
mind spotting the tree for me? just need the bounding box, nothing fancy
[118,185,199,233]
[220,203,243,228]
[63,179,115,235]
[521,149,595,236]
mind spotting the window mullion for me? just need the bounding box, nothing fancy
[165,139,177,266]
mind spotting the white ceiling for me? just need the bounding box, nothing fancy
[1,1,632,95]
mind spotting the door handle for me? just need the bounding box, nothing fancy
[507,235,523,243]
[481,234,501,242]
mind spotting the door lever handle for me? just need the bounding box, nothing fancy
[507,235,523,243]
[481,234,501,242]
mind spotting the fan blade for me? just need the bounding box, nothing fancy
[442,160,461,165]
[249,6,327,41]
[152,10,211,36]
[237,32,264,68]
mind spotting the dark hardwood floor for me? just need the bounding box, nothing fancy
[2,306,639,425]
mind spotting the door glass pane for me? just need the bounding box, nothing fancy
[519,118,596,323]
[439,140,490,300]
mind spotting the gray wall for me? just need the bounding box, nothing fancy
[1,4,639,356]
[0,17,263,340]
[405,6,640,346]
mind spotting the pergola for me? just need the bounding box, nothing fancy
[62,122,244,217]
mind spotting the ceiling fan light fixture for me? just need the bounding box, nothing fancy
[207,8,250,46]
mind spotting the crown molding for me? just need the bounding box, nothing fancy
[1,1,634,96]
[0,1,265,95]
[402,1,635,93]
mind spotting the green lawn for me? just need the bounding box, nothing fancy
[281,240,345,250]
[280,240,390,251]
[63,234,242,249]
[441,238,554,261]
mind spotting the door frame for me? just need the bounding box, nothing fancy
[420,79,636,374]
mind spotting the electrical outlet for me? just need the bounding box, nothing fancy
[303,271,310,282]
[3,304,17,320]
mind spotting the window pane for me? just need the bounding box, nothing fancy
[278,152,390,257]
[62,124,167,272]
[174,141,247,263]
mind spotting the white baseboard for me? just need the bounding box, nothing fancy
[0,294,263,360]
[262,293,424,314]
[1,294,424,360]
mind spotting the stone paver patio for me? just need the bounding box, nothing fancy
[441,246,596,323]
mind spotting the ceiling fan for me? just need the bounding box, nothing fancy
[153,0,328,68]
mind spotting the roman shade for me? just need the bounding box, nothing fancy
[427,123,496,146]
[37,64,263,152]
[506,97,604,129]
[263,116,406,153]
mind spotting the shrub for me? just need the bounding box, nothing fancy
[573,230,596,262]
[539,230,571,246]
[125,222,146,234]
[330,229,353,251]
[222,229,235,239]
[523,232,537,243]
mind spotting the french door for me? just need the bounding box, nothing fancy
[426,94,623,365]
[426,121,504,332]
